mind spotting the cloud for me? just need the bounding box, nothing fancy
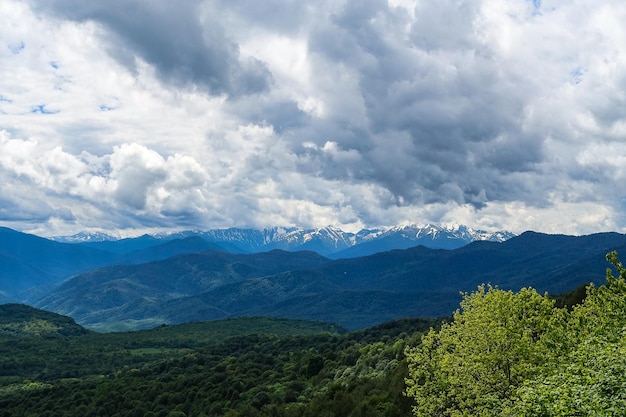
[0,193,74,223]
[107,143,166,210]
[294,0,626,214]
[27,0,273,97]
[300,0,548,207]
[2,0,626,236]
[0,131,216,231]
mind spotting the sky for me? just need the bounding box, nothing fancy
[1,0,626,237]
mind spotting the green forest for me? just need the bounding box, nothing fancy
[1,252,624,416]
[0,310,439,417]
[406,251,626,416]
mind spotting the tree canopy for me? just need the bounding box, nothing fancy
[405,251,626,417]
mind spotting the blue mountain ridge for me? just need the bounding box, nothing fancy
[53,223,514,257]
[31,230,626,331]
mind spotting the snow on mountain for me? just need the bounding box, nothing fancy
[179,224,514,255]
[329,224,515,258]
[376,223,513,244]
[395,223,512,242]
[197,226,356,255]
[51,231,119,243]
[53,224,515,256]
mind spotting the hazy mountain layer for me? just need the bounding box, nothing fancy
[0,227,117,302]
[35,231,626,331]
[54,223,515,257]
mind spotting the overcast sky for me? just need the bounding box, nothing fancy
[1,0,626,237]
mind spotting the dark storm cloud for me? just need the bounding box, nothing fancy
[28,0,272,96]
[214,0,311,34]
[229,98,310,134]
[302,0,546,208]
[0,193,74,223]
[31,0,547,209]
[6,0,626,235]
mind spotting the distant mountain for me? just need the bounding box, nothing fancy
[196,224,514,256]
[162,226,360,255]
[331,224,515,258]
[34,250,332,330]
[0,227,117,302]
[72,234,163,254]
[0,229,234,304]
[34,231,626,331]
[54,223,514,258]
[51,231,119,243]
[116,236,230,265]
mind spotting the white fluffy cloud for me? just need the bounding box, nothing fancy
[1,0,626,236]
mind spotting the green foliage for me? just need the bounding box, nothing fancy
[0,315,439,416]
[0,316,343,384]
[405,251,626,417]
[0,304,89,338]
[405,285,555,416]
[508,251,626,416]
[511,334,626,416]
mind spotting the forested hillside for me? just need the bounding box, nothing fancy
[0,227,116,302]
[0,310,439,417]
[0,304,88,338]
[34,231,626,331]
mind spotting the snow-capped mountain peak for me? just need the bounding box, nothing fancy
[51,231,119,243]
[53,223,515,257]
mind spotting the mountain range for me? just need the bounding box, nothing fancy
[0,227,117,303]
[3,224,626,332]
[53,223,515,257]
[32,231,626,331]
[1,223,510,304]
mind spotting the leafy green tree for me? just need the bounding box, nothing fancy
[406,252,626,417]
[508,251,626,416]
[405,285,556,416]
[509,335,626,416]
[574,251,626,342]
